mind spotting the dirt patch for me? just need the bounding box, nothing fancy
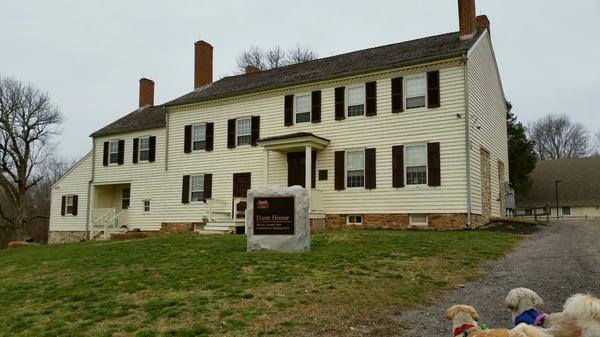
[477,221,540,234]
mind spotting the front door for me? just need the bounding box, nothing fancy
[287,151,316,188]
[233,173,251,219]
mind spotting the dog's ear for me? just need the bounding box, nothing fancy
[466,305,480,322]
[530,291,544,308]
[446,305,460,320]
[505,289,520,310]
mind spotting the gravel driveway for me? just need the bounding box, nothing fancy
[390,219,600,337]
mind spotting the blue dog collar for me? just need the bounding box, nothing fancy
[515,309,545,326]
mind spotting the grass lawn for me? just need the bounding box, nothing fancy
[0,230,520,337]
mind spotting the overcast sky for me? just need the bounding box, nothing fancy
[2,0,599,160]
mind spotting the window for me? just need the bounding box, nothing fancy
[562,207,571,216]
[191,175,205,202]
[525,209,533,216]
[347,215,363,225]
[405,75,426,109]
[347,86,365,117]
[144,200,150,212]
[405,144,427,185]
[66,195,74,215]
[109,140,119,164]
[346,150,365,188]
[236,118,251,146]
[139,137,150,161]
[295,94,311,123]
[192,124,206,150]
[318,169,328,181]
[122,188,130,209]
[409,214,428,226]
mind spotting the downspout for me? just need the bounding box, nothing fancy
[165,112,169,171]
[87,138,96,240]
[463,55,472,227]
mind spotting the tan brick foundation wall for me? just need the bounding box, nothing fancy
[160,223,198,233]
[48,231,87,244]
[326,213,488,230]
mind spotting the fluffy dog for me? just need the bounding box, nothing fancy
[505,288,600,337]
[446,304,550,337]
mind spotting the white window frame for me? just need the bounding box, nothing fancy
[143,200,150,212]
[294,93,311,123]
[346,215,363,225]
[138,136,150,162]
[409,214,428,226]
[192,124,207,151]
[404,143,428,186]
[345,149,365,188]
[346,84,365,117]
[109,140,120,165]
[65,195,74,215]
[404,74,427,110]
[190,175,205,202]
[236,117,252,146]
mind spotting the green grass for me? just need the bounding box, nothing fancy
[0,230,520,337]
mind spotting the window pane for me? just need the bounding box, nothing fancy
[347,104,364,117]
[193,125,206,142]
[406,145,427,166]
[237,135,251,146]
[237,118,251,136]
[410,214,427,225]
[140,149,149,161]
[110,141,118,152]
[406,166,427,185]
[191,175,204,192]
[347,170,364,187]
[110,153,119,163]
[406,96,426,109]
[295,95,310,113]
[406,76,426,97]
[191,191,204,201]
[193,140,206,150]
[348,87,364,106]
[296,112,310,123]
[346,151,364,170]
[140,137,149,150]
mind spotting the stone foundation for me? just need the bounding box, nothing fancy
[159,223,198,233]
[326,213,489,230]
[48,231,87,244]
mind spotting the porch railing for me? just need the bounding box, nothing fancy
[91,208,128,239]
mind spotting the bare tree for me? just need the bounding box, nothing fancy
[236,45,318,73]
[0,76,63,240]
[528,114,590,160]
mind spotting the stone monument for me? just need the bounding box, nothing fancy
[246,185,310,252]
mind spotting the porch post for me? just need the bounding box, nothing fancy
[305,145,312,208]
[263,148,269,185]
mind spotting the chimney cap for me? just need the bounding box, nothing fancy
[476,15,490,30]
[194,40,213,48]
[140,77,154,83]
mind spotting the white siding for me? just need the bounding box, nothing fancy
[467,31,509,217]
[164,60,469,221]
[49,153,92,231]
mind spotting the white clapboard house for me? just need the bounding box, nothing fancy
[49,0,508,242]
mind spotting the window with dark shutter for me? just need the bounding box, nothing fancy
[206,123,214,151]
[132,138,139,163]
[251,116,260,146]
[427,142,441,186]
[334,151,345,190]
[149,136,156,162]
[61,196,66,216]
[365,148,376,189]
[365,82,377,116]
[204,173,212,199]
[284,95,294,126]
[391,77,404,113]
[392,145,405,187]
[311,91,321,123]
[103,142,109,166]
[117,140,125,165]
[227,119,236,148]
[184,125,192,153]
[335,87,345,120]
[427,71,440,108]
[72,195,78,216]
[182,175,190,204]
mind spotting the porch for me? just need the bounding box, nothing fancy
[90,183,131,239]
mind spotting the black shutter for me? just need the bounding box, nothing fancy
[227,119,236,148]
[182,175,190,204]
[132,138,139,163]
[184,125,192,153]
[206,123,214,151]
[102,142,109,166]
[117,140,125,165]
[148,136,156,162]
[365,148,376,189]
[204,173,212,200]
[391,77,404,113]
[72,195,78,216]
[335,87,345,120]
[365,81,377,116]
[334,151,345,190]
[251,116,260,146]
[61,196,66,216]
[392,145,404,188]
[311,91,321,123]
[427,142,441,186]
[311,150,317,188]
[284,95,294,126]
[427,70,440,108]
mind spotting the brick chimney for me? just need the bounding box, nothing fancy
[245,66,259,74]
[476,15,490,30]
[194,40,213,89]
[458,0,477,40]
[139,78,154,107]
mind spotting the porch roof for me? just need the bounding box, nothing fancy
[257,132,330,152]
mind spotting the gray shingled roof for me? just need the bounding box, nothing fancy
[516,157,600,208]
[258,132,330,143]
[166,30,482,107]
[90,105,166,137]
